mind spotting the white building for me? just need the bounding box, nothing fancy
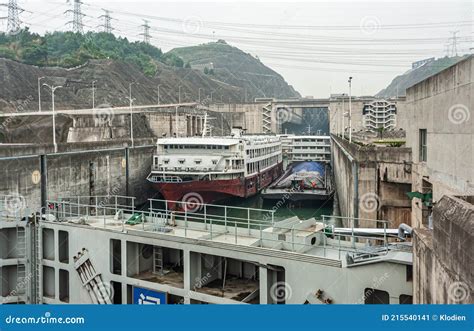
[362,99,397,131]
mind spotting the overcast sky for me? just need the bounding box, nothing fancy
[8,0,473,98]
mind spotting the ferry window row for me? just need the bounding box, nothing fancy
[294,139,328,143]
[293,154,329,158]
[246,155,279,174]
[246,145,280,158]
[164,144,230,150]
[293,146,330,151]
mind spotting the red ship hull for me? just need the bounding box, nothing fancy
[152,162,283,208]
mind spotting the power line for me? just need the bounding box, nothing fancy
[0,0,24,34]
[98,8,113,33]
[140,19,151,43]
[65,0,85,33]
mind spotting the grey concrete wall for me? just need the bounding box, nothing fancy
[413,196,473,304]
[405,56,474,228]
[0,139,156,210]
[209,103,264,134]
[329,99,365,135]
[331,134,412,228]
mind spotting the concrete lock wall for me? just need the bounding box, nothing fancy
[331,135,412,228]
[413,196,474,304]
[405,56,474,304]
[0,140,156,211]
[209,103,264,134]
[405,56,474,228]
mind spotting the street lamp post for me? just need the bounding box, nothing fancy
[92,80,97,109]
[348,77,353,143]
[43,84,62,153]
[127,83,136,147]
[38,77,45,112]
[341,93,345,137]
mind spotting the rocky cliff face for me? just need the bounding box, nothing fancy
[0,58,251,113]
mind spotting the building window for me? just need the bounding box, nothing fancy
[364,288,389,304]
[419,129,427,162]
[399,294,413,304]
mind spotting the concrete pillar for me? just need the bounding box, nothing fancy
[183,249,191,292]
[192,116,197,136]
[54,266,59,301]
[197,117,202,136]
[186,115,192,137]
[259,266,268,304]
[122,283,127,304]
[121,239,126,277]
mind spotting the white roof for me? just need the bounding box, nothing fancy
[291,135,330,139]
[158,137,239,146]
[158,135,280,146]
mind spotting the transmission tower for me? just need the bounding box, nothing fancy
[0,0,24,34]
[65,0,85,34]
[444,43,451,57]
[449,30,459,57]
[98,9,113,33]
[140,20,151,44]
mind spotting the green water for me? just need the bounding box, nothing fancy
[219,194,333,223]
[146,193,333,228]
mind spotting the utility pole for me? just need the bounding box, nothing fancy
[92,80,96,109]
[0,0,24,34]
[140,20,151,44]
[178,85,182,104]
[98,9,113,33]
[38,77,45,112]
[341,94,345,137]
[65,0,85,34]
[157,84,162,105]
[348,77,353,143]
[43,84,63,153]
[126,83,136,147]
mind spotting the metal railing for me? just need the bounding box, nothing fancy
[41,195,399,261]
[148,198,275,233]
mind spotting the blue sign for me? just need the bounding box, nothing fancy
[133,287,167,305]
